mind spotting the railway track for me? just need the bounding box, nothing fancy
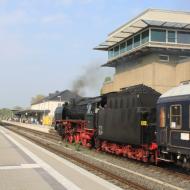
[1,123,148,190]
[109,153,190,181]
[1,122,190,190]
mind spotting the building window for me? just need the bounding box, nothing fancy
[120,42,126,54]
[141,30,149,44]
[159,55,169,62]
[177,31,190,44]
[151,29,166,42]
[160,107,166,128]
[168,31,176,43]
[170,105,182,129]
[179,56,189,61]
[134,34,140,48]
[108,49,114,59]
[114,46,119,57]
[127,38,133,51]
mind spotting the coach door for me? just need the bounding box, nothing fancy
[158,106,167,145]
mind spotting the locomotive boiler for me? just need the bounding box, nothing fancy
[54,96,106,147]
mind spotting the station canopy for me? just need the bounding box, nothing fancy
[94,19,190,51]
[14,109,50,117]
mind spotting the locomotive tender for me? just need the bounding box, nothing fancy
[54,83,190,168]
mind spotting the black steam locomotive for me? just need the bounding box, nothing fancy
[54,83,190,168]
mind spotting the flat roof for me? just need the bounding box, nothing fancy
[15,109,50,116]
[94,9,190,51]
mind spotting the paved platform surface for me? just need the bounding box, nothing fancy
[2,120,51,133]
[0,125,122,190]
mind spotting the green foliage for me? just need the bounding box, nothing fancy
[75,143,81,151]
[104,76,111,83]
[31,94,45,105]
[100,87,103,95]
[0,108,13,120]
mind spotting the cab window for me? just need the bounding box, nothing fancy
[159,107,166,128]
[170,105,182,129]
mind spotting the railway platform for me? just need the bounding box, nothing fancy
[0,125,122,190]
[2,120,51,133]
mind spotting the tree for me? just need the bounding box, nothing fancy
[0,108,13,120]
[104,76,112,83]
[31,94,45,105]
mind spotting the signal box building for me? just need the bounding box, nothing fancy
[95,9,190,94]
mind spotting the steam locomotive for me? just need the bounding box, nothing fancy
[54,83,190,168]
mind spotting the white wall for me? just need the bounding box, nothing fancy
[31,101,65,117]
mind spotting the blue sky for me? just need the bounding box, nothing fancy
[0,0,189,108]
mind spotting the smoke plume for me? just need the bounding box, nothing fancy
[72,62,113,96]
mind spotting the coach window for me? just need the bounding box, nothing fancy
[159,107,166,128]
[170,105,182,129]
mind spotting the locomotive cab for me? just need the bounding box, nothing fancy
[139,107,157,145]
